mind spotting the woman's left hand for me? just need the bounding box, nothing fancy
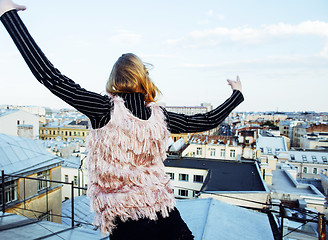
[0,0,26,16]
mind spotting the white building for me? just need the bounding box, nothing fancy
[256,133,288,156]
[182,135,256,160]
[61,156,88,201]
[0,109,40,139]
[281,150,328,179]
[269,163,326,213]
[164,156,269,209]
[165,103,212,115]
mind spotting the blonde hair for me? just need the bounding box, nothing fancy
[106,53,160,103]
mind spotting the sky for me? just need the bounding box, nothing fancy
[0,0,327,112]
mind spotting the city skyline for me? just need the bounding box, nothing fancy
[0,0,327,112]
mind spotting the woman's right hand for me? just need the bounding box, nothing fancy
[227,75,242,93]
[0,0,26,16]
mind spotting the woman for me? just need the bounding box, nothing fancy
[0,1,244,239]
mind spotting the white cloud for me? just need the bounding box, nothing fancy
[109,30,142,46]
[169,20,328,46]
[263,21,328,37]
[174,55,328,69]
[319,42,328,58]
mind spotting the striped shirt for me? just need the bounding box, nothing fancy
[1,10,244,133]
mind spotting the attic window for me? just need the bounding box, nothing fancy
[196,147,202,156]
[302,155,307,162]
[322,156,327,163]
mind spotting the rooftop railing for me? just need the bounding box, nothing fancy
[1,170,88,228]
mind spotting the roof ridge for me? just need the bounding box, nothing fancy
[201,198,213,239]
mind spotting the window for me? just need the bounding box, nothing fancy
[220,149,225,157]
[313,168,317,174]
[179,174,189,182]
[312,156,317,162]
[260,148,264,153]
[210,148,216,157]
[178,189,188,197]
[53,130,56,135]
[166,172,175,180]
[295,166,298,172]
[0,180,17,204]
[302,155,307,161]
[17,120,20,125]
[290,154,295,160]
[303,167,307,173]
[196,147,202,156]
[37,170,50,191]
[64,175,69,183]
[74,176,78,185]
[39,210,52,222]
[230,150,236,158]
[193,175,204,183]
[323,156,328,163]
[193,191,200,198]
[267,148,272,154]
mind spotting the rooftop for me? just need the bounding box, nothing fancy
[61,196,274,240]
[0,212,106,240]
[164,156,267,192]
[270,164,325,197]
[0,134,63,176]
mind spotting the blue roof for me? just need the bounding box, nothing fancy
[0,212,105,240]
[0,109,19,118]
[176,198,274,240]
[0,134,63,175]
[62,196,274,239]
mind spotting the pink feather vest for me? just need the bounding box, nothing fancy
[86,95,175,235]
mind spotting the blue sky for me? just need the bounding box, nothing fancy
[0,0,327,112]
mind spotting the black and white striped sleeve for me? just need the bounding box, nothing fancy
[1,10,112,129]
[164,90,244,133]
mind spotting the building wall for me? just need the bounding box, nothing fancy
[182,143,256,160]
[0,110,39,138]
[165,167,208,199]
[170,133,191,143]
[61,167,88,201]
[199,192,269,209]
[7,187,62,223]
[7,166,62,223]
[288,162,328,180]
[39,126,89,141]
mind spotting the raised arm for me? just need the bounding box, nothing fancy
[164,77,244,133]
[0,2,113,129]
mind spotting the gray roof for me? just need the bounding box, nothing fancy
[0,109,19,118]
[256,134,288,155]
[0,134,63,176]
[61,196,274,240]
[164,156,267,192]
[270,164,325,196]
[0,212,106,240]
